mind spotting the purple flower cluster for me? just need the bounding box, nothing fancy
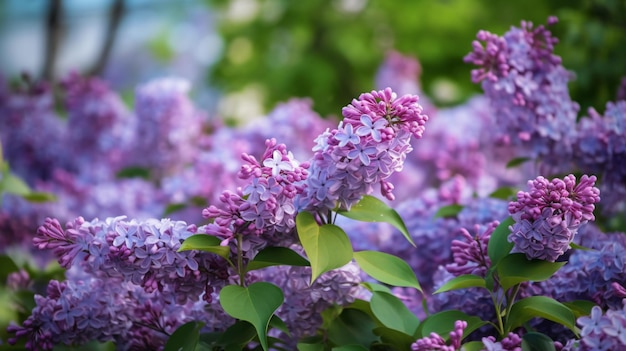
[201,139,309,249]
[508,174,600,261]
[446,221,499,277]
[481,332,523,351]
[565,300,626,350]
[262,260,364,343]
[573,101,626,214]
[131,77,205,176]
[464,17,579,164]
[298,88,428,212]
[412,320,466,351]
[34,216,230,303]
[7,274,233,350]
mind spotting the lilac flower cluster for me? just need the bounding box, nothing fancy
[464,17,579,165]
[411,320,467,351]
[261,259,364,343]
[34,216,230,303]
[446,221,499,277]
[7,273,233,350]
[298,88,428,212]
[573,101,626,214]
[563,300,626,350]
[481,332,523,351]
[507,174,600,261]
[132,77,205,176]
[201,139,309,250]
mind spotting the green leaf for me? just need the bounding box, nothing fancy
[496,253,566,290]
[463,341,488,351]
[163,203,188,216]
[296,212,353,284]
[297,343,325,351]
[0,255,19,282]
[219,282,284,351]
[521,332,556,351]
[163,321,205,351]
[20,191,57,203]
[488,187,517,200]
[506,157,531,169]
[562,300,596,318]
[505,296,577,335]
[569,242,592,251]
[116,166,151,179]
[247,246,310,271]
[332,346,369,351]
[433,274,486,294]
[417,310,487,340]
[362,282,393,294]
[0,172,31,196]
[370,291,420,335]
[216,321,257,348]
[487,216,515,266]
[178,234,231,259]
[354,250,422,292]
[433,204,464,219]
[337,195,414,246]
[327,308,378,347]
[372,327,416,351]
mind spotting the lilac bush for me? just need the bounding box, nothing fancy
[2,15,626,351]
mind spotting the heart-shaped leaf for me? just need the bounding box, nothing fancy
[219,282,284,351]
[370,291,420,335]
[354,250,422,292]
[164,321,205,351]
[496,253,565,290]
[247,246,310,271]
[505,296,577,335]
[337,195,414,246]
[296,212,353,284]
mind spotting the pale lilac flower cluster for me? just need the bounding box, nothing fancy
[132,77,205,176]
[573,101,626,214]
[60,72,134,180]
[508,174,600,261]
[412,320,467,351]
[563,301,626,350]
[464,17,579,164]
[0,78,67,183]
[262,260,364,343]
[7,274,233,350]
[481,332,523,351]
[201,139,308,249]
[298,88,428,212]
[34,216,230,303]
[538,225,626,311]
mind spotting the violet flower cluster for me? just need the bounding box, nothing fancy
[298,88,429,213]
[411,320,467,351]
[34,216,230,304]
[201,138,309,250]
[563,300,626,350]
[464,17,579,165]
[507,174,600,261]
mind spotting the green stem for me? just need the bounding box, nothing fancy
[490,290,505,337]
[503,284,521,334]
[237,234,246,287]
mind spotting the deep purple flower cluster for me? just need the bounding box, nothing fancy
[298,88,428,212]
[34,216,230,303]
[201,139,309,249]
[507,174,600,261]
[412,320,466,351]
[464,17,579,164]
[481,332,523,351]
[446,221,498,277]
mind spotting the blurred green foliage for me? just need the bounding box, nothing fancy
[205,0,626,117]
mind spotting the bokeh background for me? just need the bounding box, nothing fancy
[1,0,625,121]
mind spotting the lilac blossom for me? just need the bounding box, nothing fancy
[446,221,498,277]
[560,300,626,350]
[34,216,230,303]
[508,174,600,261]
[131,77,205,177]
[573,101,626,215]
[412,320,467,351]
[200,139,309,253]
[298,88,428,213]
[465,17,579,169]
[481,332,523,351]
